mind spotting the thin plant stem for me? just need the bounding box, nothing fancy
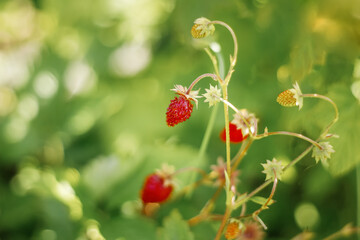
[186,73,219,94]
[210,20,238,84]
[254,215,268,230]
[195,45,224,168]
[175,177,209,198]
[256,131,322,149]
[204,48,221,77]
[323,223,360,240]
[231,139,253,172]
[209,214,225,221]
[283,144,313,171]
[215,207,232,240]
[302,94,339,138]
[235,144,313,208]
[244,180,272,201]
[253,170,278,217]
[188,185,223,226]
[222,85,232,178]
[198,103,219,161]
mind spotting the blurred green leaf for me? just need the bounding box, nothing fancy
[102,217,157,240]
[249,196,275,206]
[157,210,194,240]
[290,38,313,82]
[327,84,360,176]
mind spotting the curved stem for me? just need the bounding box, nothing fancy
[186,73,220,94]
[302,94,339,138]
[211,20,238,71]
[256,131,322,149]
[253,170,278,217]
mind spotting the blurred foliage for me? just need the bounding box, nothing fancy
[0,0,359,239]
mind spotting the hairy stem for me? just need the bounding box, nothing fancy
[256,131,322,149]
[186,73,219,94]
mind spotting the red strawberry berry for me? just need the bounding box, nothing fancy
[141,173,173,204]
[166,95,193,127]
[220,123,248,143]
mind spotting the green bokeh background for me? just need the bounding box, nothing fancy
[0,0,360,239]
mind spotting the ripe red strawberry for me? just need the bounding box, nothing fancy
[220,123,248,143]
[140,173,173,204]
[166,95,193,127]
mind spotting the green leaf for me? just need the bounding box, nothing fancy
[249,196,275,206]
[157,210,194,240]
[102,217,157,240]
[327,84,360,176]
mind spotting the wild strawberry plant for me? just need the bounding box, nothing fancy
[142,17,343,239]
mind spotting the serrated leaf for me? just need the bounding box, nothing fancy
[249,196,275,206]
[157,210,194,240]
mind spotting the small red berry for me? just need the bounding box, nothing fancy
[166,95,193,127]
[220,123,248,143]
[140,173,173,204]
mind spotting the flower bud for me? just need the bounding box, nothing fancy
[225,221,241,240]
[191,17,215,39]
